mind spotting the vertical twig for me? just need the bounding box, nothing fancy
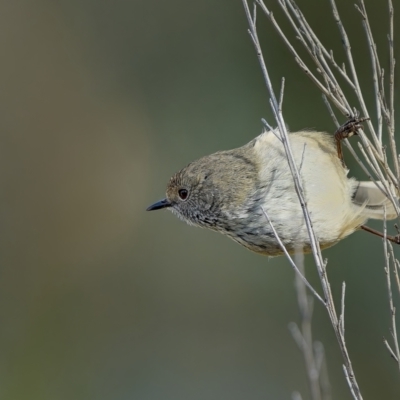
[261,207,325,305]
[289,249,325,400]
[328,0,380,153]
[383,213,400,371]
[242,1,363,398]
[388,0,400,181]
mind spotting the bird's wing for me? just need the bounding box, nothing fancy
[352,181,398,220]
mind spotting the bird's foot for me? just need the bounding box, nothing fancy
[334,116,370,168]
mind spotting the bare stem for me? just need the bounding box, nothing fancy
[260,207,325,306]
[388,0,399,181]
[290,249,324,400]
[243,1,363,398]
[383,215,400,371]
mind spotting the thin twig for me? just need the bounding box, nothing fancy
[343,365,359,400]
[292,392,303,400]
[282,0,353,112]
[314,342,332,400]
[255,0,349,115]
[279,77,285,112]
[292,249,323,400]
[388,0,399,180]
[383,212,400,371]
[328,0,381,154]
[384,338,399,361]
[392,255,400,296]
[299,143,307,172]
[261,118,283,142]
[339,282,346,338]
[260,206,325,305]
[355,1,383,142]
[383,211,400,371]
[243,1,363,398]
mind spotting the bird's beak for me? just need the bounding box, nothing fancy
[146,198,172,211]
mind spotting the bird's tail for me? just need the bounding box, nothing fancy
[352,181,399,220]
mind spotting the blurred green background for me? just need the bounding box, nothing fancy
[1,0,399,398]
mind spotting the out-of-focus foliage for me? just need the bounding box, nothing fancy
[0,0,399,399]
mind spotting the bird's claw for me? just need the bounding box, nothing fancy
[334,116,370,141]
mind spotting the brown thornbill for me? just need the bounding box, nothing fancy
[148,128,398,256]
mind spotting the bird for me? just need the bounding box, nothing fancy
[147,123,398,256]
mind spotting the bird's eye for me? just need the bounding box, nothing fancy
[178,188,188,200]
